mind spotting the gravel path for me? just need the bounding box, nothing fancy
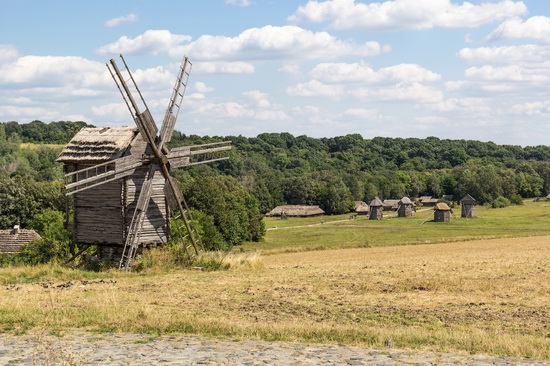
[0,332,547,365]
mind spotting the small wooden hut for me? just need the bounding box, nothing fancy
[266,205,325,218]
[433,202,451,222]
[461,194,476,218]
[369,197,383,220]
[0,225,41,253]
[354,201,369,215]
[419,196,438,207]
[57,127,169,253]
[397,197,413,217]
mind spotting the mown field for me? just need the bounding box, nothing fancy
[0,201,548,360]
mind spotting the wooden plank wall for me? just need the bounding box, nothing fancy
[74,177,124,245]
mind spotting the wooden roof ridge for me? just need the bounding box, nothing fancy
[461,194,476,203]
[369,197,383,207]
[434,202,451,211]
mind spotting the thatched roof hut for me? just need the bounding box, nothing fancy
[354,201,369,215]
[266,205,325,217]
[434,202,451,222]
[461,194,476,218]
[420,196,439,206]
[398,197,413,217]
[0,226,41,253]
[369,197,383,220]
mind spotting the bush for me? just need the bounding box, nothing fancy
[19,209,73,265]
[492,196,511,209]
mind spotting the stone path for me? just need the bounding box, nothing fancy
[0,332,547,365]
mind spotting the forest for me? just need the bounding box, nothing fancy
[2,120,550,261]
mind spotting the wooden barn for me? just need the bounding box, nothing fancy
[57,127,171,251]
[434,202,451,222]
[461,194,476,218]
[397,197,414,217]
[369,197,383,220]
[266,205,325,218]
[0,225,40,253]
[354,201,369,215]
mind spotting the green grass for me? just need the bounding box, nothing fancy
[19,142,64,150]
[241,201,550,253]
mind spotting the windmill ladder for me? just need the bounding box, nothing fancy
[172,194,203,259]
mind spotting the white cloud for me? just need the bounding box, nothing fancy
[288,0,527,30]
[464,65,550,82]
[243,90,270,108]
[105,13,139,28]
[311,62,440,84]
[458,44,550,66]
[193,61,255,74]
[96,30,192,56]
[176,25,389,61]
[287,80,345,98]
[194,82,214,93]
[487,16,550,42]
[0,45,19,64]
[510,101,550,116]
[225,0,251,7]
[0,55,108,87]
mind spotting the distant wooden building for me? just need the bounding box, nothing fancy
[354,201,369,215]
[461,194,476,218]
[369,197,383,220]
[434,202,451,222]
[382,199,399,211]
[420,196,439,206]
[0,225,41,253]
[57,127,170,251]
[398,197,414,217]
[266,205,325,218]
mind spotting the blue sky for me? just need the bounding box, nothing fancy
[1,0,549,146]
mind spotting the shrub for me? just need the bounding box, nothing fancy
[492,196,511,209]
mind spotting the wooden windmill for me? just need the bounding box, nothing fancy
[57,55,230,270]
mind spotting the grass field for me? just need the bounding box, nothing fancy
[0,201,548,359]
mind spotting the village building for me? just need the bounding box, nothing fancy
[369,197,384,220]
[433,202,452,222]
[397,197,414,217]
[266,205,325,218]
[353,201,369,215]
[419,196,439,207]
[382,199,400,211]
[461,194,476,218]
[0,225,41,253]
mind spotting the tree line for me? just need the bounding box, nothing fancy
[2,121,550,264]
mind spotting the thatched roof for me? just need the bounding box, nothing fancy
[0,226,40,253]
[400,197,413,205]
[434,202,451,211]
[57,127,139,163]
[266,205,325,217]
[354,201,369,213]
[461,194,476,203]
[369,197,383,207]
[383,199,399,209]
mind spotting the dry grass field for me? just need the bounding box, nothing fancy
[0,235,548,359]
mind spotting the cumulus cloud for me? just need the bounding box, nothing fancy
[288,0,527,30]
[175,25,389,61]
[510,101,550,116]
[487,16,550,42]
[105,13,139,28]
[193,61,255,74]
[458,44,550,65]
[311,62,440,84]
[0,44,19,64]
[96,30,192,56]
